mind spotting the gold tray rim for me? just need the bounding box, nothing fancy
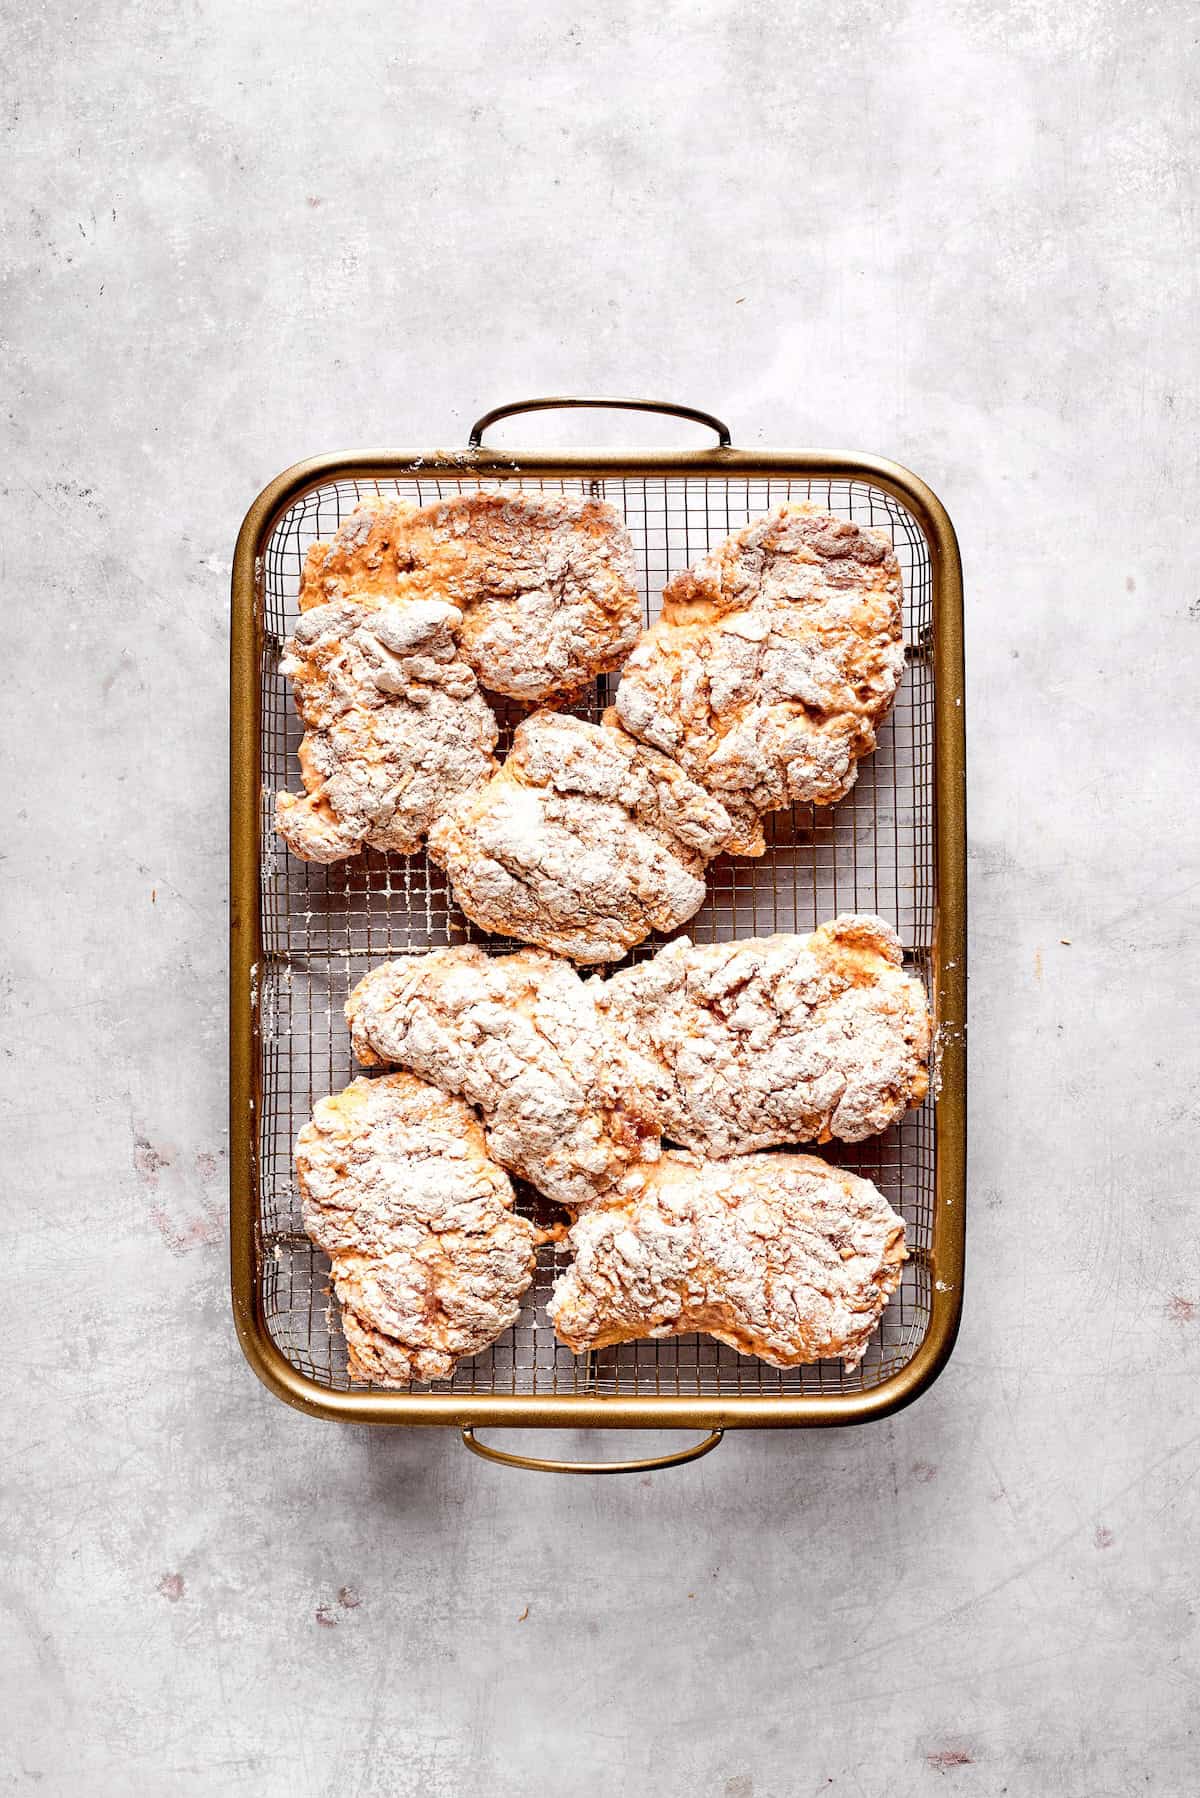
[229,442,966,1429]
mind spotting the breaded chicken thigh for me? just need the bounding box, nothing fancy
[548,1150,906,1370]
[596,915,930,1157]
[347,946,657,1211]
[274,597,498,863]
[299,491,641,701]
[427,712,737,962]
[295,1073,538,1386]
[614,505,904,854]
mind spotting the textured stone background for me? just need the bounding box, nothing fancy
[3,2,1198,1793]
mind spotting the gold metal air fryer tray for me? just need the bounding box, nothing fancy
[229,398,966,1473]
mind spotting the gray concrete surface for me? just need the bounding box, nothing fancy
[3,2,1198,1793]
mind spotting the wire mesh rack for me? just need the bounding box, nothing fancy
[252,467,942,1407]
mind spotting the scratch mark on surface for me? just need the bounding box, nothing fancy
[1092,878,1200,942]
[798,1429,1200,1680]
[143,871,204,920]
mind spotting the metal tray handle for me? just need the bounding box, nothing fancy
[468,396,732,448]
[460,1425,724,1475]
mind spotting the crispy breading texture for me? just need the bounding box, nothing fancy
[548,1150,907,1370]
[346,946,658,1210]
[614,505,905,854]
[345,916,931,1209]
[274,596,498,863]
[596,915,931,1157]
[427,712,737,963]
[299,491,641,701]
[294,1073,537,1387]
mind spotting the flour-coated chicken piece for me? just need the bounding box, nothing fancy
[613,505,905,854]
[347,946,657,1210]
[299,490,641,701]
[548,1150,906,1370]
[595,915,931,1157]
[427,712,737,963]
[295,1073,538,1387]
[274,597,498,863]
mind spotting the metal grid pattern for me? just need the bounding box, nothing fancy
[256,474,937,1400]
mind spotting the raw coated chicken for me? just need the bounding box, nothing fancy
[274,597,497,863]
[613,505,905,854]
[347,946,657,1211]
[346,916,930,1208]
[295,1073,539,1387]
[548,1150,907,1370]
[299,491,641,701]
[596,915,930,1157]
[427,712,737,962]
